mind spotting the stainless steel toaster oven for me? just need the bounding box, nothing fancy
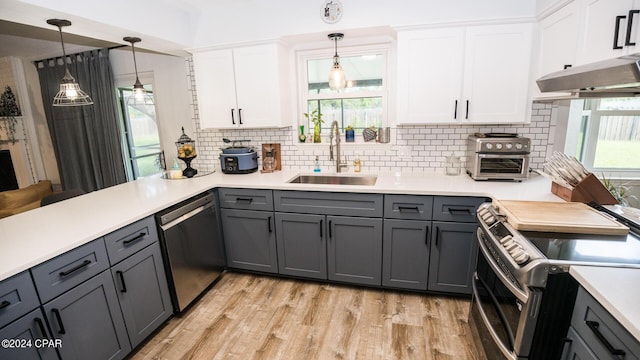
[466,133,530,181]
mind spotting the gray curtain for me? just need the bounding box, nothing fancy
[35,49,126,193]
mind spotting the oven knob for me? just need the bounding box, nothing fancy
[504,241,518,251]
[478,208,489,217]
[514,253,530,265]
[495,143,503,150]
[515,143,523,150]
[499,235,513,245]
[505,143,513,150]
[485,215,496,225]
[485,143,493,150]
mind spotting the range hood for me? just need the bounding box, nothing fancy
[536,54,640,98]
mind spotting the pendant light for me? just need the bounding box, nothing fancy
[328,33,347,91]
[123,36,154,105]
[47,19,93,107]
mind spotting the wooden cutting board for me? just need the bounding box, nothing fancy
[493,200,629,235]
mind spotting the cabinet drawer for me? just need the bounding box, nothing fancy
[274,191,383,217]
[432,196,486,222]
[105,216,158,265]
[0,271,40,328]
[31,238,109,303]
[384,195,433,220]
[571,287,640,360]
[218,188,273,211]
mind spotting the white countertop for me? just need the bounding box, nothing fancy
[569,266,640,342]
[0,170,558,282]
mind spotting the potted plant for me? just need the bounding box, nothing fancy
[304,109,324,143]
[345,125,355,142]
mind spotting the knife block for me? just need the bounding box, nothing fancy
[551,173,618,205]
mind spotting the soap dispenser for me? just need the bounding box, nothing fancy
[313,156,321,172]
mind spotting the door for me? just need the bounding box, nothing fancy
[192,49,238,129]
[275,212,327,280]
[578,0,634,64]
[382,219,430,290]
[43,270,130,360]
[111,243,172,348]
[428,222,478,294]
[396,27,465,124]
[327,216,383,286]
[220,209,278,273]
[0,308,59,360]
[463,24,533,123]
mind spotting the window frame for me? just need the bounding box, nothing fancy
[296,42,391,145]
[566,98,640,179]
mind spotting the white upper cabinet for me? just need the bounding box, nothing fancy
[577,0,640,64]
[192,42,291,129]
[397,23,533,125]
[535,1,580,98]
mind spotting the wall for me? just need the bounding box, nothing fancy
[185,57,553,175]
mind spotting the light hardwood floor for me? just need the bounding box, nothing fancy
[130,272,485,360]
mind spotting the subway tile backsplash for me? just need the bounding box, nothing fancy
[186,58,553,174]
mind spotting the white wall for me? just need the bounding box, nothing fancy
[109,49,193,165]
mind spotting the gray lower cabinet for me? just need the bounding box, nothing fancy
[110,243,171,349]
[0,308,59,360]
[275,212,327,279]
[43,270,130,360]
[382,219,430,290]
[427,221,479,294]
[563,286,640,360]
[327,216,383,286]
[221,208,278,273]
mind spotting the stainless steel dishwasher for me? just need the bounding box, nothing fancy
[156,190,226,313]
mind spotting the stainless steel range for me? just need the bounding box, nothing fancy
[470,202,640,359]
[466,133,531,181]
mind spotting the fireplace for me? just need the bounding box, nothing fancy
[1,149,19,191]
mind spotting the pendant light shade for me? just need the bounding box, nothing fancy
[328,33,347,91]
[123,36,154,105]
[47,19,93,107]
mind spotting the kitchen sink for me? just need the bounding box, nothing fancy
[287,174,377,186]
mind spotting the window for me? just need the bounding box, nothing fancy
[299,44,388,140]
[117,86,164,180]
[566,98,640,178]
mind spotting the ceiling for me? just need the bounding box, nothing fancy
[0,19,124,61]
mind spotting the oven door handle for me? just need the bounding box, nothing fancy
[472,274,518,360]
[477,229,529,303]
[477,153,529,158]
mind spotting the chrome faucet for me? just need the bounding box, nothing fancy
[329,120,348,173]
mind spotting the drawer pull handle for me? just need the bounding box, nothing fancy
[267,216,272,233]
[123,232,146,246]
[614,15,627,50]
[398,206,420,213]
[35,317,49,338]
[52,308,66,334]
[425,226,430,246]
[0,300,10,309]
[448,207,471,214]
[329,220,333,239]
[59,259,91,277]
[319,219,323,238]
[586,320,626,357]
[236,197,253,203]
[626,10,640,46]
[116,270,127,293]
[231,109,236,125]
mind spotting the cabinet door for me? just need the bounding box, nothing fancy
[428,222,478,294]
[536,2,580,98]
[111,243,172,349]
[43,270,131,360]
[0,308,59,360]
[396,28,465,124]
[192,49,238,129]
[562,327,599,360]
[463,24,533,123]
[233,44,286,128]
[327,216,382,286]
[220,209,278,273]
[578,0,634,64]
[275,213,327,280]
[382,219,430,290]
